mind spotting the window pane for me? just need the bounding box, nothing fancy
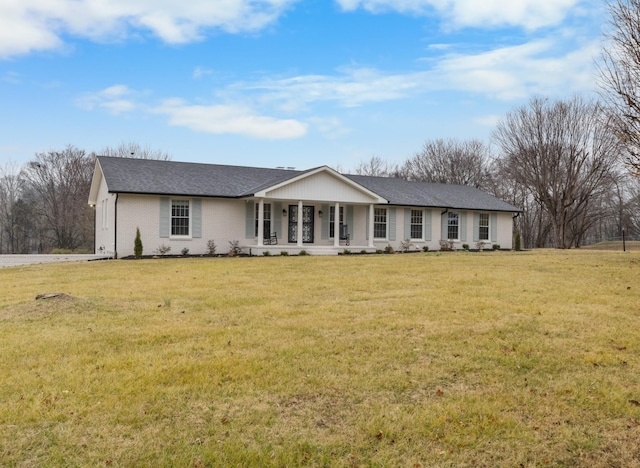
[374,208,387,238]
[447,212,458,240]
[171,200,190,236]
[330,207,344,238]
[479,213,489,241]
[255,203,271,236]
[410,209,422,239]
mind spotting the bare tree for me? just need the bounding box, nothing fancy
[493,96,620,249]
[0,161,22,253]
[599,0,640,175]
[402,138,493,189]
[353,156,391,176]
[101,141,171,160]
[21,146,96,251]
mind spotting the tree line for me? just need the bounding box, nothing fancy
[0,143,170,254]
[354,96,640,249]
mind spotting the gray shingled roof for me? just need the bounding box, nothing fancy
[347,174,519,212]
[97,156,301,198]
[97,156,519,212]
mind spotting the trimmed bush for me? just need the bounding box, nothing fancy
[134,227,143,258]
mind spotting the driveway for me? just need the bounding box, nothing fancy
[0,254,109,268]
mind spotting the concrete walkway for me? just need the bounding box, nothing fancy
[0,254,110,268]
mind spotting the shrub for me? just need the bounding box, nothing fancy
[475,241,486,252]
[439,240,455,251]
[262,251,271,256]
[181,247,189,256]
[422,246,429,252]
[343,249,352,255]
[360,250,368,254]
[298,249,309,256]
[134,227,143,258]
[280,251,289,256]
[384,244,394,254]
[228,240,242,257]
[154,244,171,255]
[376,249,384,254]
[492,244,500,251]
[400,239,413,253]
[462,243,469,251]
[206,239,217,255]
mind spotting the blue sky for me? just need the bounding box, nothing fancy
[1,0,605,170]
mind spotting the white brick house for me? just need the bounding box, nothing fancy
[88,157,520,257]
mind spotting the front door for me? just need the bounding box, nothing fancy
[288,205,314,243]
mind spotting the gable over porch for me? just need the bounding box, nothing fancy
[246,166,387,252]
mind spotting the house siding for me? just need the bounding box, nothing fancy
[112,194,514,255]
[265,171,378,204]
[115,195,247,257]
[93,175,116,256]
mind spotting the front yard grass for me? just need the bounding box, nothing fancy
[1,250,639,466]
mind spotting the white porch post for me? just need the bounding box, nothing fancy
[257,199,264,246]
[334,202,340,247]
[297,200,303,247]
[368,204,375,248]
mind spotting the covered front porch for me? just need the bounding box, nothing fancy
[244,199,381,256]
[242,166,389,255]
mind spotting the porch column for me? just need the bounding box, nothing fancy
[297,200,303,247]
[257,199,264,246]
[334,202,340,247]
[368,204,375,248]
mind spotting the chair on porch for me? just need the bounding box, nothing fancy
[264,232,278,245]
[339,224,350,246]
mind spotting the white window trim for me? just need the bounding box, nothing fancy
[170,198,192,239]
[410,208,424,241]
[374,207,388,240]
[255,202,272,237]
[329,206,344,239]
[447,211,460,241]
[478,212,490,242]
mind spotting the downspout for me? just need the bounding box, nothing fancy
[92,204,96,254]
[114,193,118,259]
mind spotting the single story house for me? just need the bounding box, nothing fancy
[88,156,520,257]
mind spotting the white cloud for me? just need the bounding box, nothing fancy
[474,114,501,127]
[432,39,599,100]
[231,37,597,108]
[238,67,422,110]
[0,0,296,58]
[76,85,140,115]
[193,67,214,79]
[153,99,308,139]
[308,117,351,139]
[336,0,582,30]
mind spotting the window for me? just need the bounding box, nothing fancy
[478,213,489,241]
[447,212,459,240]
[410,209,423,239]
[101,199,108,229]
[374,208,387,238]
[329,206,344,238]
[255,203,271,237]
[171,199,190,236]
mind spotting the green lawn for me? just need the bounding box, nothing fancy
[1,250,639,466]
